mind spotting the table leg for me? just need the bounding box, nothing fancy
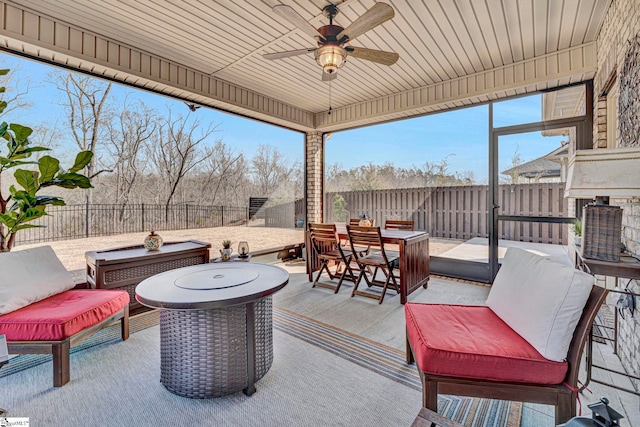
[399,241,407,304]
[398,235,430,304]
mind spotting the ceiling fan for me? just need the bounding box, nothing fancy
[263,2,399,81]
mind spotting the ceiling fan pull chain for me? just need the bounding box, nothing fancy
[328,80,332,115]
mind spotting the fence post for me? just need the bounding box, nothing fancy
[185,204,189,229]
[141,203,145,232]
[85,201,89,238]
[221,205,225,227]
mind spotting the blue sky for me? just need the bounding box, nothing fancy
[1,53,563,184]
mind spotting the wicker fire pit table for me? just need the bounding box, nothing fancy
[135,262,289,398]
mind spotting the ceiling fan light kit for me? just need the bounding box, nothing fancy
[266,2,399,80]
[315,45,347,75]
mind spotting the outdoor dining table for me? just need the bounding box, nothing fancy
[306,224,429,304]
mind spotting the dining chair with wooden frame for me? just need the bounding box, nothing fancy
[308,223,356,294]
[384,219,414,231]
[346,225,400,304]
[383,219,414,280]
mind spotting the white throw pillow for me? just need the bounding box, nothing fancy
[486,247,594,362]
[0,246,75,315]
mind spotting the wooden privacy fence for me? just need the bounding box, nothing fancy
[264,199,305,228]
[325,183,569,244]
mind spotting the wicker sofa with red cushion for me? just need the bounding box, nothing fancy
[0,246,130,387]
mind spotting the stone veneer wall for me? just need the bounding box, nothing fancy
[593,0,640,392]
[305,131,323,225]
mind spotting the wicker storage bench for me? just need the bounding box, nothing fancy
[86,240,211,312]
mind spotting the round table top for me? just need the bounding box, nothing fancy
[135,262,289,310]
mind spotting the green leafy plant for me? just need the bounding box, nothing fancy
[222,240,232,249]
[572,219,582,237]
[0,69,93,252]
[332,194,348,222]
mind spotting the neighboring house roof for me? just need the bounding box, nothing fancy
[501,144,568,178]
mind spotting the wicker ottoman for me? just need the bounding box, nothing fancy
[135,263,289,398]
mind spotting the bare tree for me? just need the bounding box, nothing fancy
[52,71,112,202]
[105,99,157,216]
[200,140,247,205]
[0,63,33,117]
[147,109,217,212]
[251,144,298,197]
[502,145,523,184]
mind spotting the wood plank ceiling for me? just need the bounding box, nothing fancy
[0,0,611,132]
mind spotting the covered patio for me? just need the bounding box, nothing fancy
[0,0,639,426]
[0,243,635,426]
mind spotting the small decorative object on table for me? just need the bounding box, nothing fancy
[144,231,163,251]
[358,213,372,227]
[220,240,233,261]
[238,241,250,258]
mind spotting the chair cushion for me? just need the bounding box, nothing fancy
[0,246,76,315]
[486,247,594,362]
[0,290,129,341]
[405,303,568,384]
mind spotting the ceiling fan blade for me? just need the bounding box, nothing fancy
[346,46,399,66]
[337,3,394,42]
[263,48,316,60]
[322,70,338,81]
[273,4,323,40]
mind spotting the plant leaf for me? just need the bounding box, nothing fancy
[13,224,45,231]
[16,146,49,156]
[9,123,33,142]
[0,213,17,228]
[69,151,93,173]
[20,207,48,221]
[46,172,92,189]
[38,155,60,183]
[34,196,66,207]
[14,169,39,195]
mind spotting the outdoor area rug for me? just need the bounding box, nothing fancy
[274,307,522,427]
[1,307,521,427]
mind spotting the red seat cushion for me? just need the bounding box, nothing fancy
[405,303,568,384]
[0,290,129,341]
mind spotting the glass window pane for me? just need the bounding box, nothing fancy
[493,85,586,128]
